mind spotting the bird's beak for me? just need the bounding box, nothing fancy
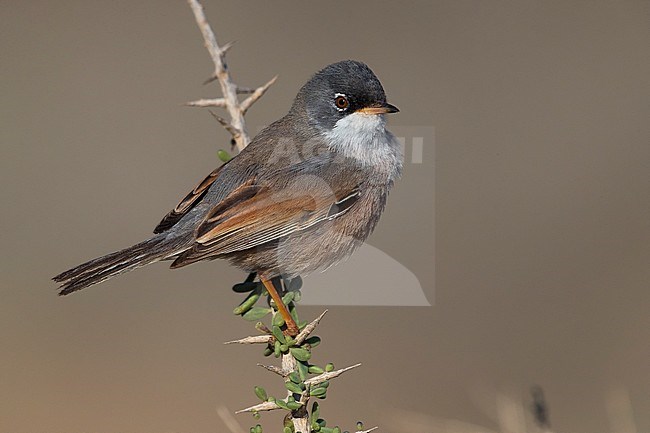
[357,102,400,115]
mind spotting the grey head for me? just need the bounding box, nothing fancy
[290,60,399,132]
[286,60,402,175]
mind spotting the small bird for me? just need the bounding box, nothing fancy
[53,60,402,335]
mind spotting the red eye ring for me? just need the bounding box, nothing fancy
[334,95,349,110]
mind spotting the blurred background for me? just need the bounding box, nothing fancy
[1,1,648,432]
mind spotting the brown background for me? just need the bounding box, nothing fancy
[1,1,649,432]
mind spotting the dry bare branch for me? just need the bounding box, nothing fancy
[235,400,281,414]
[257,363,288,377]
[186,0,276,151]
[241,75,278,114]
[209,110,241,141]
[224,335,271,345]
[185,97,227,108]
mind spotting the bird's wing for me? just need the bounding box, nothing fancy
[169,170,361,268]
[153,162,230,234]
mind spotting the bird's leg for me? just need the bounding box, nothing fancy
[261,277,299,336]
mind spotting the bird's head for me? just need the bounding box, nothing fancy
[291,60,399,133]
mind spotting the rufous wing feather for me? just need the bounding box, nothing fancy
[153,163,229,234]
[170,181,360,268]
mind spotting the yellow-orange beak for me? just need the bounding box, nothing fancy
[357,102,400,115]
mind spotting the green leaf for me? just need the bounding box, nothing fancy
[272,313,285,327]
[242,307,272,321]
[290,347,311,362]
[297,360,309,381]
[218,149,232,162]
[325,363,335,372]
[282,291,295,305]
[254,386,267,402]
[290,306,299,323]
[310,401,320,420]
[310,387,327,397]
[304,336,321,348]
[285,381,304,394]
[255,322,271,334]
[286,400,302,410]
[233,292,261,315]
[308,365,324,374]
[272,325,286,344]
[275,399,290,410]
[288,372,301,384]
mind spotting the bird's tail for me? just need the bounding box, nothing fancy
[53,234,187,295]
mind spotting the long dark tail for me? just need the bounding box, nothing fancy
[53,235,187,295]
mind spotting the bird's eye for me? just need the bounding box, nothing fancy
[334,95,349,111]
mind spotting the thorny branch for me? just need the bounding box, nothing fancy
[186,0,276,152]
[187,3,375,433]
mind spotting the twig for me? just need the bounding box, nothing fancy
[185,97,227,108]
[186,0,276,151]
[224,335,271,345]
[257,363,288,377]
[235,400,280,414]
[305,363,362,386]
[240,75,278,114]
[295,310,328,345]
[209,110,241,140]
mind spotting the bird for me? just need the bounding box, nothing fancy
[53,60,402,335]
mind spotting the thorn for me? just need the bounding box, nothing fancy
[304,363,362,386]
[220,40,235,55]
[185,98,227,107]
[236,86,257,94]
[209,110,228,125]
[240,75,278,114]
[257,363,288,377]
[235,400,280,414]
[203,74,219,85]
[209,110,241,139]
[224,335,271,345]
[295,310,328,345]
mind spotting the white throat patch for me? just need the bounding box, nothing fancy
[324,112,403,180]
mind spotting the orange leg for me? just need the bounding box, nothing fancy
[261,277,300,336]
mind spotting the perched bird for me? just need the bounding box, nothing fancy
[53,60,402,335]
